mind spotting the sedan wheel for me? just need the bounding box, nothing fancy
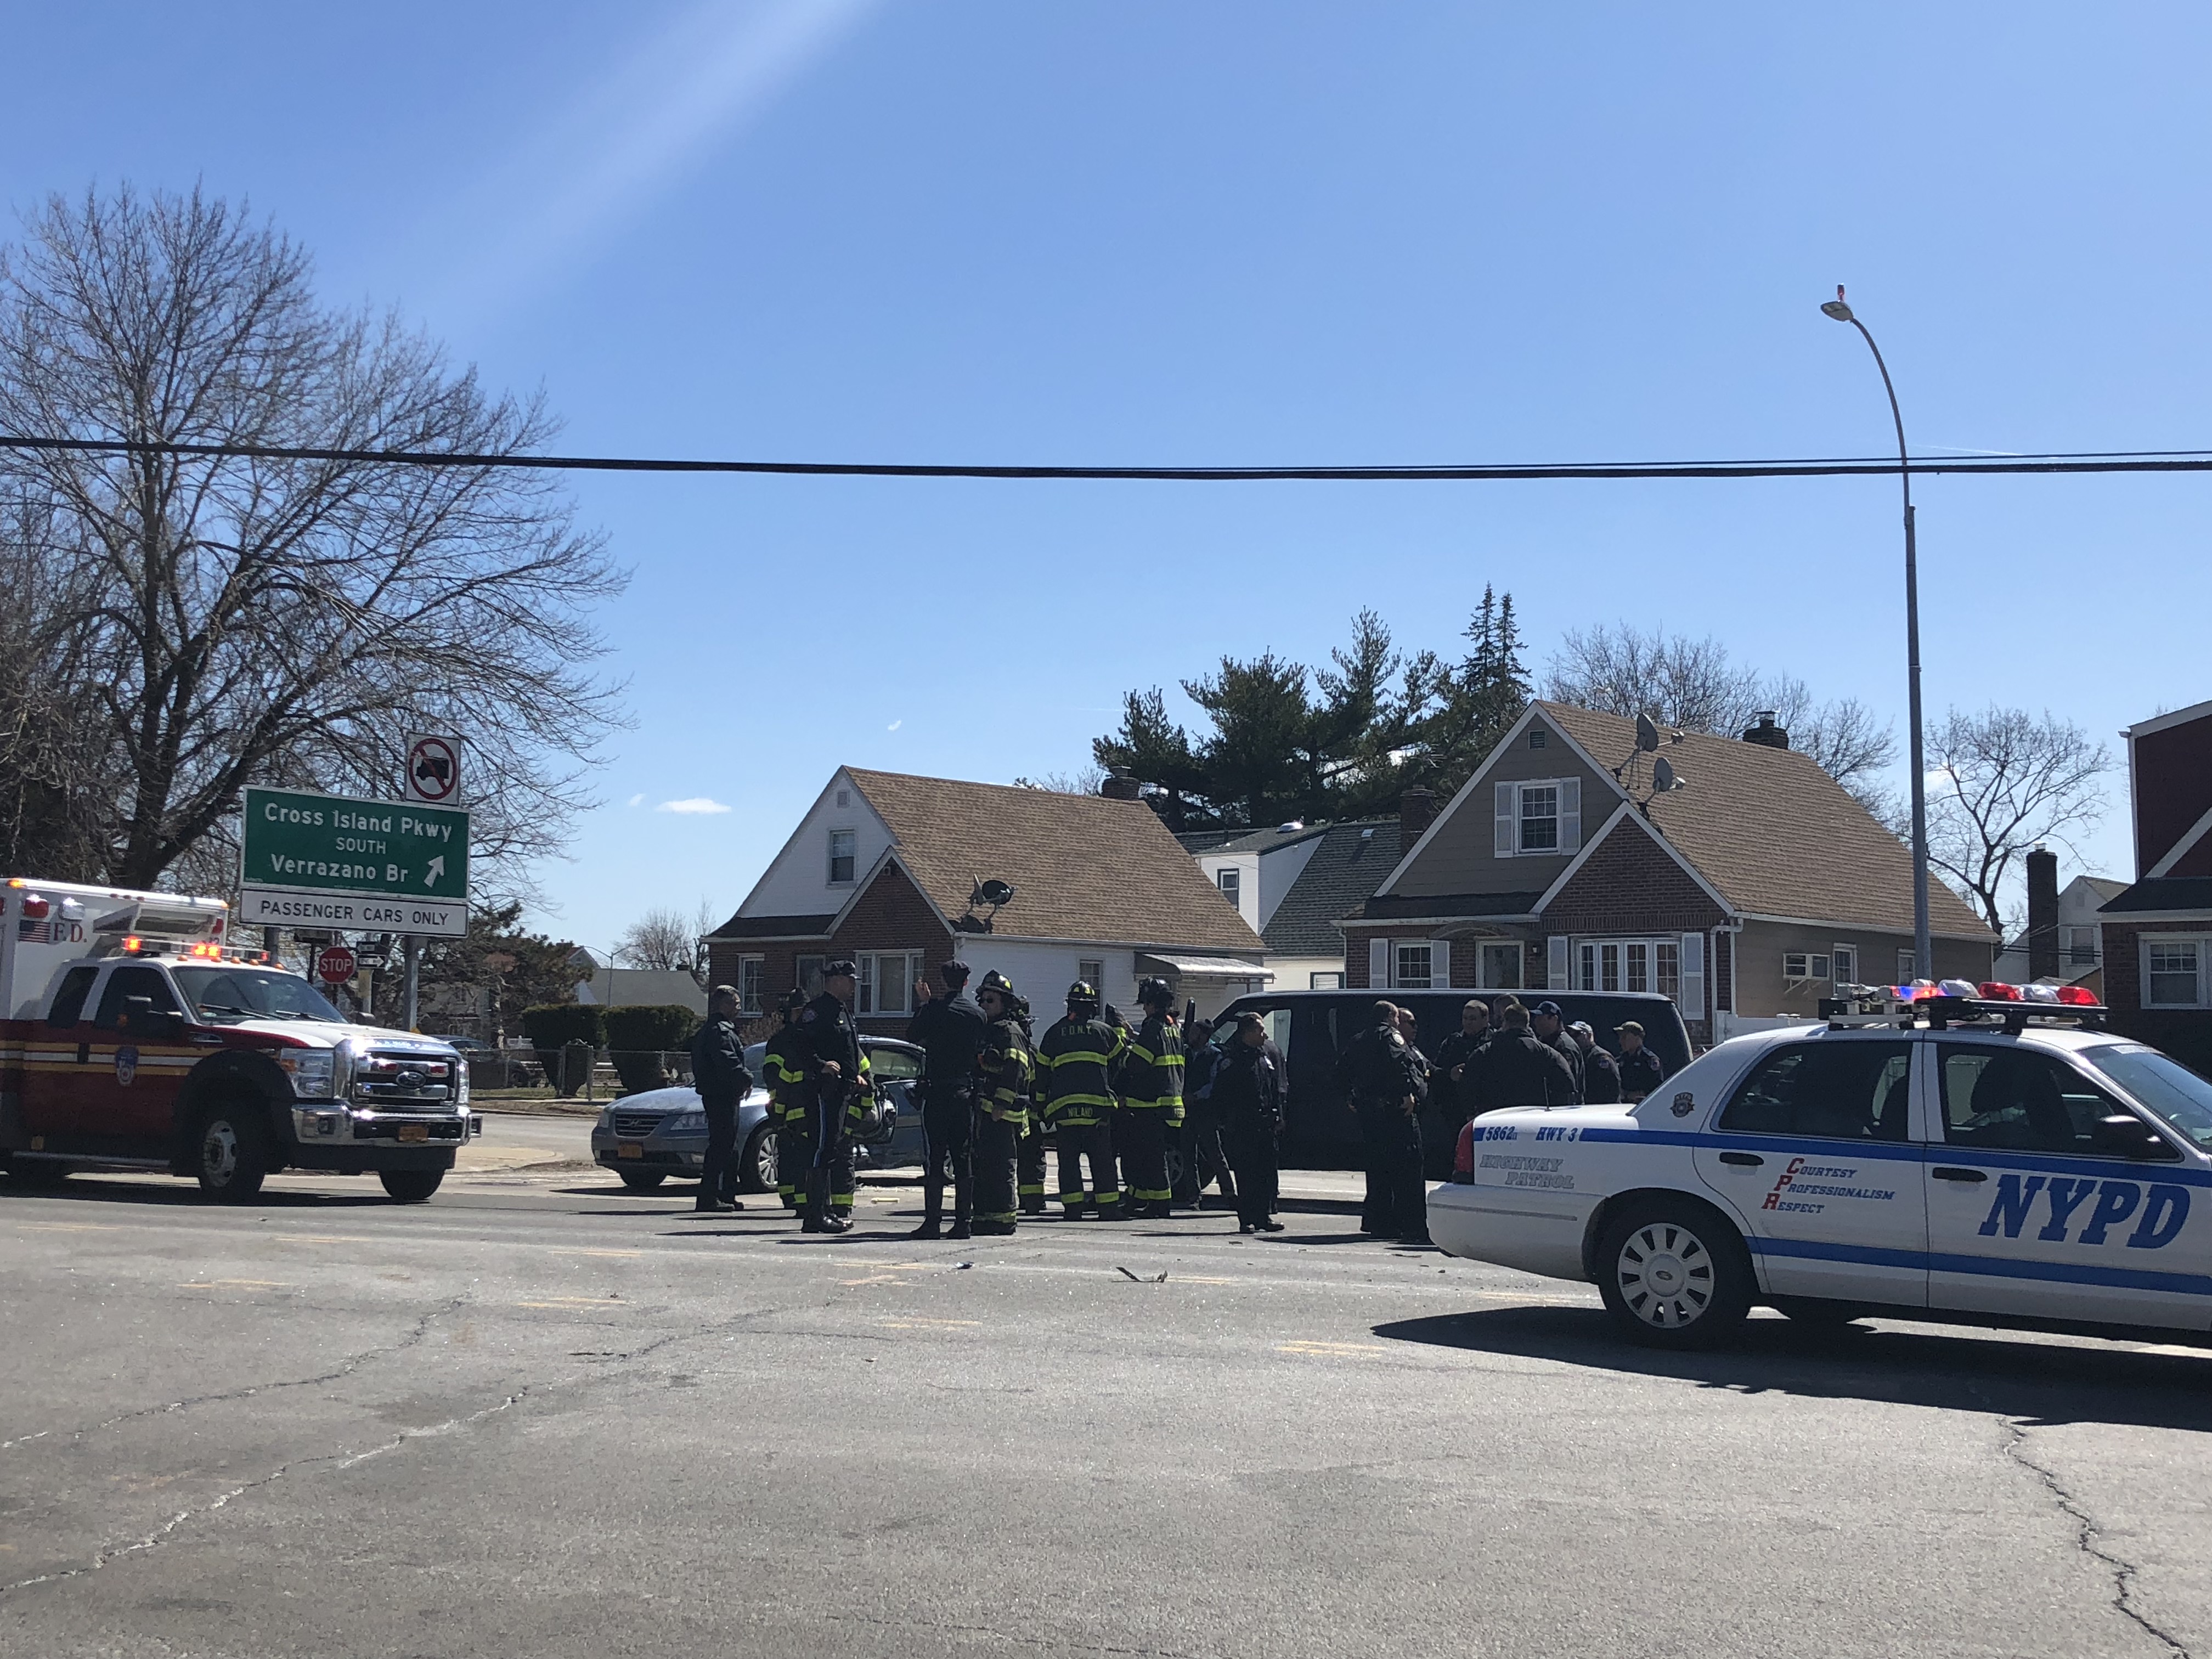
[1596,1201,1750,1349]
[741,1125,777,1194]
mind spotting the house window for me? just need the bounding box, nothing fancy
[1078,958,1105,995]
[856,951,922,1016]
[1897,948,1917,984]
[827,829,857,885]
[1528,727,1548,749]
[796,955,825,998]
[737,956,765,1015]
[1395,943,1435,989]
[2064,927,2098,966]
[1832,945,1858,987]
[1519,785,1559,853]
[1310,971,1344,990]
[1574,938,1679,998]
[2145,939,2207,1008]
[1217,868,1240,906]
[1783,952,1833,984]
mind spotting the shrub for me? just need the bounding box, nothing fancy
[522,1003,604,1094]
[604,1004,703,1094]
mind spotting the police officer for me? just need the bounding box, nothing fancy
[761,989,809,1212]
[1211,1010,1285,1234]
[1119,978,1185,1219]
[688,985,754,1214]
[1176,1017,1238,1211]
[905,960,986,1240]
[1530,1000,1584,1104]
[793,961,868,1234]
[1037,980,1124,1219]
[1568,1020,1622,1104]
[972,970,1032,1235]
[1337,1001,1425,1240]
[1615,1020,1667,1101]
[1485,999,1578,1108]
[1435,999,1494,1126]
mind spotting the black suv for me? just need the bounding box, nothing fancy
[1207,989,1694,1175]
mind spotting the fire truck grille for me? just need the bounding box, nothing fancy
[352,1049,456,1109]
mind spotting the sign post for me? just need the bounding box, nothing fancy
[237,786,471,940]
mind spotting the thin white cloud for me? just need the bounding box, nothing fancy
[627,792,646,808]
[887,719,902,731]
[657,797,733,815]
[421,0,881,323]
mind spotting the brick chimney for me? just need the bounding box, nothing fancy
[2026,845,2060,980]
[1400,786,1437,843]
[1099,770,1143,802]
[1741,711,1790,749]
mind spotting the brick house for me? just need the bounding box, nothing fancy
[704,768,1267,1036]
[2098,696,2212,1071]
[1339,701,1997,1047]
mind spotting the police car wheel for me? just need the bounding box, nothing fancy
[194,1105,269,1202]
[618,1171,667,1192]
[1596,1200,1751,1348]
[741,1125,777,1194]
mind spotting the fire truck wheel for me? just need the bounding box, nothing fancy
[379,1169,445,1203]
[194,1104,270,1201]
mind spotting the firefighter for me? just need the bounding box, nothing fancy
[1012,992,1048,1215]
[793,961,868,1234]
[760,989,809,1212]
[972,970,1032,1235]
[1119,978,1185,1219]
[905,959,986,1239]
[1037,980,1124,1219]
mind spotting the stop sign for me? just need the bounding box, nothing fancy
[315,944,359,986]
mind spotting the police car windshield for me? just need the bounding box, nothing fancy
[2085,1046,2212,1150]
[171,967,343,1025]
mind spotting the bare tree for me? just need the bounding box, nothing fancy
[0,185,625,896]
[1544,624,1897,807]
[616,902,716,973]
[1925,707,2114,936]
[1013,766,1107,795]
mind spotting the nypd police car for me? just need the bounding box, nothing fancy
[1429,986,2212,1348]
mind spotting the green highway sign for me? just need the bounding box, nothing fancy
[238,786,470,938]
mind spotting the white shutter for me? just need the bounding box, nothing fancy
[1547,935,1569,990]
[1433,938,1455,988]
[1494,782,1517,856]
[1368,937,1391,989]
[1559,777,1582,854]
[1680,932,1705,1020]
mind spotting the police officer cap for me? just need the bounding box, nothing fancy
[1137,976,1174,1008]
[1616,1020,1645,1035]
[778,988,806,1015]
[1066,980,1099,1006]
[823,959,858,980]
[940,960,972,987]
[978,969,1016,1000]
[1532,999,1565,1018]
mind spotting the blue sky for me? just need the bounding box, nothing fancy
[5,3,2206,950]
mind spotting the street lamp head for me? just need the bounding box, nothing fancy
[1821,284,1855,323]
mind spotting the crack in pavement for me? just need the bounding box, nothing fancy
[2001,1417,2191,1658]
[0,1387,529,1599]
[0,1297,466,1455]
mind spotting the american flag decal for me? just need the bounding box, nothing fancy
[17,918,51,943]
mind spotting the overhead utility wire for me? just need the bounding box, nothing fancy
[1,433,2208,480]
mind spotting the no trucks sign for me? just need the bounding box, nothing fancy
[238,786,471,938]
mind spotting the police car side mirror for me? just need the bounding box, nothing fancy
[2096,1113,2180,1162]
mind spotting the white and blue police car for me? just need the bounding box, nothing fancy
[1429,986,2212,1348]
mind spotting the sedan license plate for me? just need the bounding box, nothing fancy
[397,1123,428,1143]
[617,1142,645,1159]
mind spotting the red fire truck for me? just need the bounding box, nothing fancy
[1,878,478,1201]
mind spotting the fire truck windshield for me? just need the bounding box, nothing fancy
[171,966,345,1025]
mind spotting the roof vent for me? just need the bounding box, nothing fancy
[1741,711,1790,749]
[1277,820,1304,833]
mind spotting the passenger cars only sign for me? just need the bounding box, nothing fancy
[238,786,471,938]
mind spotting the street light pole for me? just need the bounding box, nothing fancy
[1822,285,1932,983]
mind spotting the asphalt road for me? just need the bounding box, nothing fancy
[4,1164,2210,1659]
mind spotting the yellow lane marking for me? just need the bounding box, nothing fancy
[1175,1275,1239,1286]
[21,1222,128,1233]
[839,1273,910,1286]
[178,1279,294,1290]
[1277,1340,1390,1358]
[283,1234,380,1245]
[548,1248,641,1259]
[878,1317,979,1330]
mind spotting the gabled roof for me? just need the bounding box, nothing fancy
[2100,877,2212,918]
[845,769,1264,954]
[1534,702,1993,939]
[1176,823,1334,857]
[1256,821,1401,955]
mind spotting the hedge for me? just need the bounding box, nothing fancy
[522,1003,605,1095]
[604,1004,703,1094]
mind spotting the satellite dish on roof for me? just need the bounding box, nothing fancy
[1635,713,1661,753]
[972,878,1015,907]
[1652,757,1685,793]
